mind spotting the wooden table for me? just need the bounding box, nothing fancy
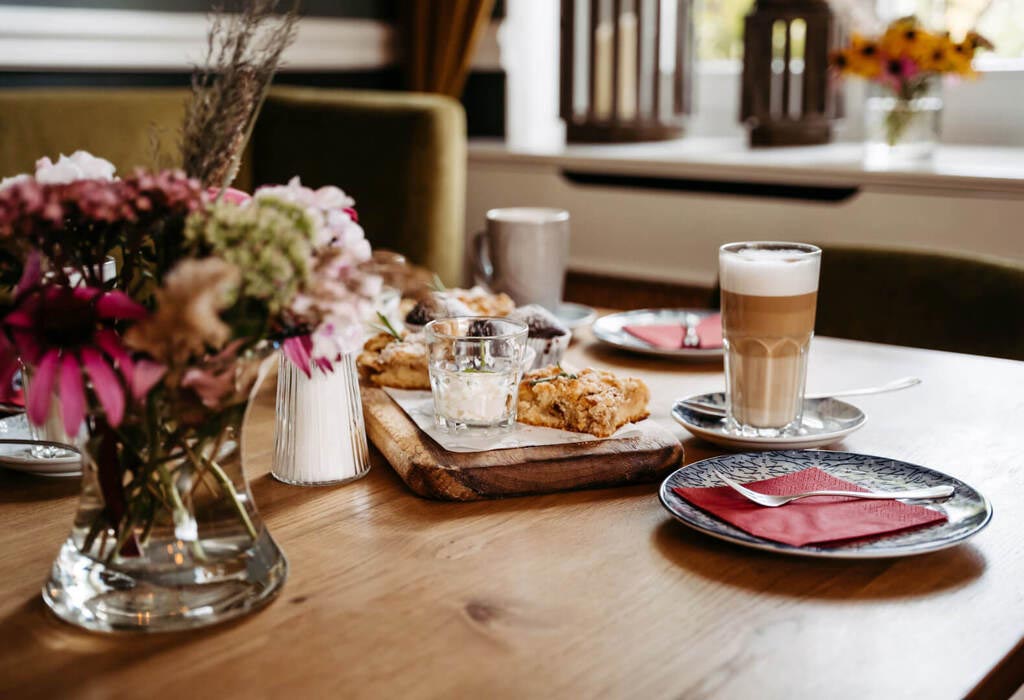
[1,327,1022,699]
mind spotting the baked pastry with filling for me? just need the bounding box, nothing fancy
[404,294,474,328]
[517,366,650,437]
[507,304,571,369]
[448,286,515,317]
[357,331,429,390]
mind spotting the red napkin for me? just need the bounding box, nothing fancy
[674,467,947,547]
[624,313,722,349]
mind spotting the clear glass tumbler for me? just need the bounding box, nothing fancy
[719,242,821,436]
[424,317,528,430]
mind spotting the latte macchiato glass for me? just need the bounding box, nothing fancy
[719,242,821,435]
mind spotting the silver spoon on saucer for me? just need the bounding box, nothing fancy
[681,376,922,418]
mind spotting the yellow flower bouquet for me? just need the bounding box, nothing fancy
[830,16,993,152]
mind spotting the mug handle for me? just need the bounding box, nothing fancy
[471,230,493,286]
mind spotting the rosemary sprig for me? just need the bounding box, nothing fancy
[374,311,404,341]
[529,370,578,386]
[429,274,447,292]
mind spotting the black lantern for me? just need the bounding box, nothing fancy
[740,0,843,146]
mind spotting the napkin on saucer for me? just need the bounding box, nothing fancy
[674,467,947,547]
[624,313,722,349]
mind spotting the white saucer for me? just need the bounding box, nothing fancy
[671,393,866,450]
[553,302,596,330]
[592,308,723,361]
[0,414,81,477]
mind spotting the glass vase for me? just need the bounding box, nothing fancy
[272,353,370,486]
[42,350,287,633]
[864,95,943,166]
[21,366,82,461]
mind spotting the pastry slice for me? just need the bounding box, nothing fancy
[517,366,650,437]
[357,331,430,390]
[450,286,516,317]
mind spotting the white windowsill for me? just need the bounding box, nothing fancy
[469,137,1024,197]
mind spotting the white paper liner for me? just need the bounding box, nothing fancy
[383,387,649,453]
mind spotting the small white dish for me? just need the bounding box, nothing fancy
[553,302,596,330]
[0,413,81,477]
[672,393,866,450]
[592,308,722,361]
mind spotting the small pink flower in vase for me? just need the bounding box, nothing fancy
[254,177,378,375]
[207,186,252,205]
[0,262,160,436]
[880,56,923,95]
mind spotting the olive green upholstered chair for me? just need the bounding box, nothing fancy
[0,89,204,185]
[0,86,466,284]
[712,245,1024,361]
[254,87,466,285]
[813,245,1024,361]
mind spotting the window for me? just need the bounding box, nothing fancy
[695,0,1024,61]
[696,0,753,60]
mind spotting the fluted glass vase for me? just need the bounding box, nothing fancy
[42,350,287,633]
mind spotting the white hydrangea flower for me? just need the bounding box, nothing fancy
[312,184,354,211]
[0,173,30,191]
[35,150,116,184]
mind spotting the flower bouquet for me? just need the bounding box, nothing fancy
[830,17,993,160]
[0,1,379,632]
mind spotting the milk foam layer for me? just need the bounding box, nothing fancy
[720,246,820,297]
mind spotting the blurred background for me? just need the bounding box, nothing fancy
[1,0,1022,323]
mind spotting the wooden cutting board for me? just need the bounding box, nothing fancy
[361,386,683,501]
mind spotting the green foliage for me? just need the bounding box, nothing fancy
[185,196,317,315]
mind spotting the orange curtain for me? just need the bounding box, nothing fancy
[402,0,496,98]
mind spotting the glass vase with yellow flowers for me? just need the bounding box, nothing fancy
[830,16,993,163]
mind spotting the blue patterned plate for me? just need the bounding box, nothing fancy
[659,450,992,559]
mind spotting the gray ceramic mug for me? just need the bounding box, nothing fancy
[472,207,570,311]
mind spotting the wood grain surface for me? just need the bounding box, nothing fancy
[361,386,683,500]
[0,323,1022,699]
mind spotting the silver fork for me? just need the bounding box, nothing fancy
[713,470,954,508]
[682,314,700,348]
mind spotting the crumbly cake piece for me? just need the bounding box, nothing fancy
[357,331,430,390]
[449,286,516,317]
[517,366,650,437]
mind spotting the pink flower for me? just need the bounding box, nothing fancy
[1,265,153,434]
[0,170,202,244]
[0,332,19,404]
[880,56,921,92]
[282,334,333,377]
[207,186,251,205]
[255,176,354,211]
[255,175,377,373]
[0,174,30,192]
[179,339,251,408]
